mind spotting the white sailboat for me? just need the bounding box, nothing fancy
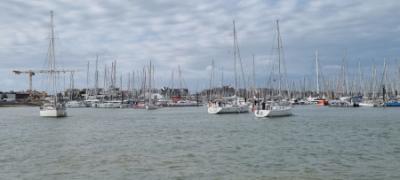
[40,11,67,117]
[208,96,248,114]
[254,20,292,118]
[254,102,292,117]
[207,20,248,114]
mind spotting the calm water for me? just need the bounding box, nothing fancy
[1,106,400,179]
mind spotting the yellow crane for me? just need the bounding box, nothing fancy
[12,69,77,93]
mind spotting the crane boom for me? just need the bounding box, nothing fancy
[12,69,78,92]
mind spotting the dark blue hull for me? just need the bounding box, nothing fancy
[384,101,400,107]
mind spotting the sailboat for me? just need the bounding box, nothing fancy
[313,50,328,105]
[207,20,249,114]
[359,63,378,107]
[145,61,158,110]
[254,20,292,118]
[40,11,67,117]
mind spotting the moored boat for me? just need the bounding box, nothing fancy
[384,101,400,107]
[207,97,249,114]
[39,11,67,117]
[254,102,292,118]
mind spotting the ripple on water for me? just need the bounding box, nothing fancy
[0,106,400,179]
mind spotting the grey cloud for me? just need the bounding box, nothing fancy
[0,0,399,91]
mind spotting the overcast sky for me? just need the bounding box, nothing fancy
[1,0,399,92]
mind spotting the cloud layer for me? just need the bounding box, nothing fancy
[0,0,399,91]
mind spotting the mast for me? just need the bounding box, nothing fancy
[232,20,247,96]
[48,10,57,101]
[69,72,74,100]
[221,67,224,97]
[148,60,152,104]
[132,71,136,98]
[103,64,107,92]
[358,61,362,96]
[382,59,387,102]
[209,59,215,99]
[86,61,90,99]
[233,20,238,94]
[221,67,224,87]
[142,67,146,101]
[171,70,175,97]
[95,55,99,95]
[315,50,320,96]
[252,54,256,98]
[339,50,347,96]
[178,65,183,97]
[127,72,131,94]
[276,20,282,97]
[153,63,156,99]
[371,64,377,99]
[120,74,123,102]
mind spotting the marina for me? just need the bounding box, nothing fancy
[1,0,400,179]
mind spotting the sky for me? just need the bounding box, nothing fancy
[0,0,399,92]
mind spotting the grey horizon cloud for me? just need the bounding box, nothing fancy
[0,0,399,92]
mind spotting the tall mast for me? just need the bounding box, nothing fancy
[48,11,57,97]
[276,20,282,97]
[358,61,362,95]
[232,20,247,95]
[315,50,320,96]
[382,59,387,101]
[339,50,347,96]
[252,54,256,98]
[233,20,238,94]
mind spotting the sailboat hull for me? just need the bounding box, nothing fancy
[145,104,158,110]
[359,102,376,107]
[254,107,292,117]
[207,105,249,114]
[40,109,67,117]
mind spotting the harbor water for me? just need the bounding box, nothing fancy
[1,106,400,179]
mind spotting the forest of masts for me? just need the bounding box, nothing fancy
[65,55,400,102]
[66,56,193,101]
[206,56,400,102]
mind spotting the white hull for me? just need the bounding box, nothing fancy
[167,103,200,107]
[208,104,249,114]
[66,101,86,108]
[40,108,67,117]
[145,104,158,110]
[97,102,127,108]
[254,106,292,118]
[359,102,375,107]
